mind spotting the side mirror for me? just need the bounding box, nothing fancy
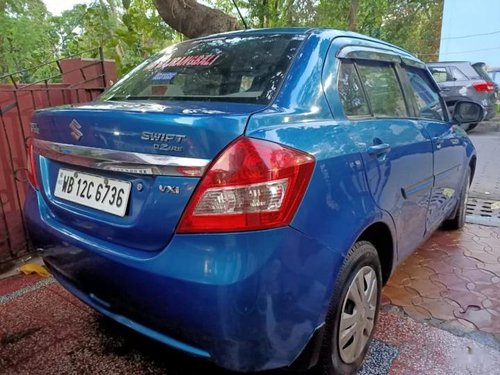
[452,101,484,124]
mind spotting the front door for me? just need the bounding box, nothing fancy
[403,65,465,230]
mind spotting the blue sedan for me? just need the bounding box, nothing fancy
[24,28,482,374]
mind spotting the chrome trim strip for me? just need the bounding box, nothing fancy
[33,139,210,177]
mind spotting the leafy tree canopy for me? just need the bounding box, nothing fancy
[0,0,443,82]
[0,0,57,79]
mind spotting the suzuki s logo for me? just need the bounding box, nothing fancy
[69,119,83,141]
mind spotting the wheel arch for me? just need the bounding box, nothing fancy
[290,218,396,371]
[357,221,394,285]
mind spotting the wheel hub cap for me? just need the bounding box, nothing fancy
[337,266,378,364]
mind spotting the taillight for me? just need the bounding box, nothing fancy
[177,137,315,233]
[472,81,495,92]
[26,139,39,190]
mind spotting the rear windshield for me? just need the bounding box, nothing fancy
[101,34,305,104]
[472,63,494,82]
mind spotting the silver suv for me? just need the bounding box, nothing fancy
[427,61,498,131]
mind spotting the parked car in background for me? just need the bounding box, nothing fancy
[25,29,483,375]
[427,61,497,131]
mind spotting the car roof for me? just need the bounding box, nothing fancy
[194,27,418,60]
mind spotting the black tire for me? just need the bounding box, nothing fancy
[444,168,470,230]
[460,123,470,132]
[460,123,475,132]
[465,123,478,133]
[317,241,382,375]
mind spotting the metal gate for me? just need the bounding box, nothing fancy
[0,48,116,264]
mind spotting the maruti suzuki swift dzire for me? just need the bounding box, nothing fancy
[24,28,482,374]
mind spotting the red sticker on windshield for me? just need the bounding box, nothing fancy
[164,54,220,67]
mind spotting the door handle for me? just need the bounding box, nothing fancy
[368,143,391,156]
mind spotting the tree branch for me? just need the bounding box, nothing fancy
[153,0,241,39]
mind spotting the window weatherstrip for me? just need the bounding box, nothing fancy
[401,57,425,69]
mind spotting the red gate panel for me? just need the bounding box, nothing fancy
[0,53,116,263]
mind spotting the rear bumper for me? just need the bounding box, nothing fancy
[24,188,341,372]
[484,103,497,121]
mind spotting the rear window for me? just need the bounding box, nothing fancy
[450,67,467,81]
[355,61,408,118]
[337,62,370,117]
[472,63,494,82]
[101,34,305,104]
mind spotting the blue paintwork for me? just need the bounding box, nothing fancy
[33,101,264,251]
[25,190,341,371]
[52,269,212,359]
[24,28,475,372]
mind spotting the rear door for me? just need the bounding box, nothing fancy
[448,65,471,99]
[335,53,433,260]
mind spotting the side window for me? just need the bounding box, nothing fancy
[337,62,370,117]
[406,67,446,121]
[450,67,468,81]
[356,61,408,118]
[429,67,449,83]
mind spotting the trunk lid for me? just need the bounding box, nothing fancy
[32,100,265,251]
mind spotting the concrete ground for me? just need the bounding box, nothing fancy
[468,121,500,201]
[1,119,499,374]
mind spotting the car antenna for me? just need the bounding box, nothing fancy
[231,0,249,30]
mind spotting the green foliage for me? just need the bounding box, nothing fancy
[0,0,443,82]
[0,0,59,81]
[316,0,443,61]
[381,0,443,61]
[210,0,443,62]
[50,0,178,75]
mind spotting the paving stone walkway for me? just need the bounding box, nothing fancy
[382,224,500,344]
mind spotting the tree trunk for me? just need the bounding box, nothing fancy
[348,0,358,32]
[153,0,241,39]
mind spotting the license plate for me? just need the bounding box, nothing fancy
[54,169,131,217]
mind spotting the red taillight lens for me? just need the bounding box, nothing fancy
[26,139,39,190]
[177,137,315,233]
[472,81,495,92]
